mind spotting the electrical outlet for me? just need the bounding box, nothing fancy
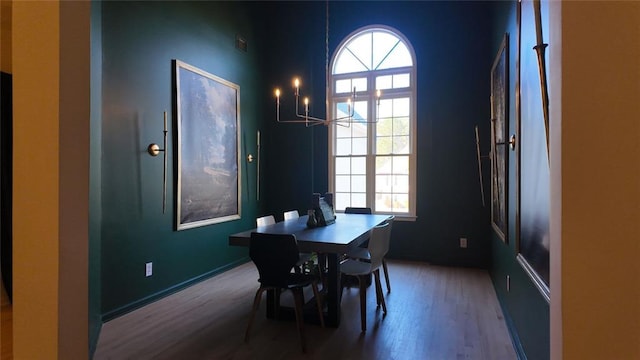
[506,275,510,292]
[459,237,468,248]
[145,262,153,277]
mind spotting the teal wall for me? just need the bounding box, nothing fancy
[489,2,550,359]
[93,2,549,359]
[258,1,495,268]
[99,1,261,319]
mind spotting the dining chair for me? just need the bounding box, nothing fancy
[257,214,312,275]
[283,209,300,221]
[344,207,373,215]
[256,215,276,227]
[283,209,324,281]
[340,220,392,332]
[245,232,325,353]
[345,215,394,293]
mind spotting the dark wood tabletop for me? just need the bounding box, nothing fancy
[229,213,391,254]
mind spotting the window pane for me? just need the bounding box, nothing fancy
[351,193,366,207]
[351,175,366,191]
[376,174,392,192]
[335,192,350,211]
[377,117,392,137]
[393,135,410,154]
[335,157,351,174]
[335,175,351,192]
[393,174,409,192]
[336,122,352,139]
[375,193,392,212]
[392,193,409,212]
[352,156,366,174]
[335,79,352,94]
[336,78,367,94]
[352,137,367,155]
[372,32,399,70]
[393,73,410,88]
[347,33,373,70]
[352,101,368,122]
[376,156,392,174]
[376,136,392,154]
[392,156,409,174]
[376,75,392,90]
[336,101,350,119]
[334,50,368,74]
[393,117,410,136]
[378,42,413,69]
[353,78,367,92]
[378,98,393,119]
[351,122,367,138]
[393,98,410,117]
[336,138,351,155]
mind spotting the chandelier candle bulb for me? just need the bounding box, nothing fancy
[294,78,300,96]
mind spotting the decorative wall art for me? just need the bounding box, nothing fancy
[490,34,509,243]
[516,0,550,302]
[175,60,241,230]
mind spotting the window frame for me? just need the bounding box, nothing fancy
[328,26,417,220]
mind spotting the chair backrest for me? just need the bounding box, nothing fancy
[382,216,394,254]
[283,210,300,221]
[344,207,372,214]
[256,215,276,227]
[367,221,392,269]
[249,232,300,287]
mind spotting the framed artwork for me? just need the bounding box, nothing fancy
[175,60,241,230]
[490,34,509,242]
[517,0,550,302]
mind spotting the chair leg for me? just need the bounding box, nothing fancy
[311,281,325,328]
[292,288,307,353]
[382,258,391,293]
[374,270,387,314]
[245,287,265,343]
[358,275,367,332]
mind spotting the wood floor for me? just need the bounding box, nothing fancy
[94,260,516,360]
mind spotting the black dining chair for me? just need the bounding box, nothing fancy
[344,207,373,215]
[340,219,392,332]
[245,232,325,353]
[257,214,312,274]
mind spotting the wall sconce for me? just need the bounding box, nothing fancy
[509,134,517,151]
[147,111,168,213]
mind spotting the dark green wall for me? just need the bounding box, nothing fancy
[95,2,549,359]
[258,1,494,268]
[100,1,261,319]
[489,2,550,359]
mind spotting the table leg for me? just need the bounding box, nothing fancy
[325,253,341,327]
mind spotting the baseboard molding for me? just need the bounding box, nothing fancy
[498,297,528,360]
[102,257,250,322]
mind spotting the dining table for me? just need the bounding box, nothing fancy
[228,213,391,327]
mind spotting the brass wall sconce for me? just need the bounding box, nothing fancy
[509,134,517,151]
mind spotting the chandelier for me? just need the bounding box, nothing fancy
[273,2,380,127]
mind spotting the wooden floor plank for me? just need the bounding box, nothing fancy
[95,260,516,360]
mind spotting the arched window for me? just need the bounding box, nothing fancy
[329,26,416,218]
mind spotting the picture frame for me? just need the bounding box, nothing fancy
[490,34,509,242]
[174,60,241,230]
